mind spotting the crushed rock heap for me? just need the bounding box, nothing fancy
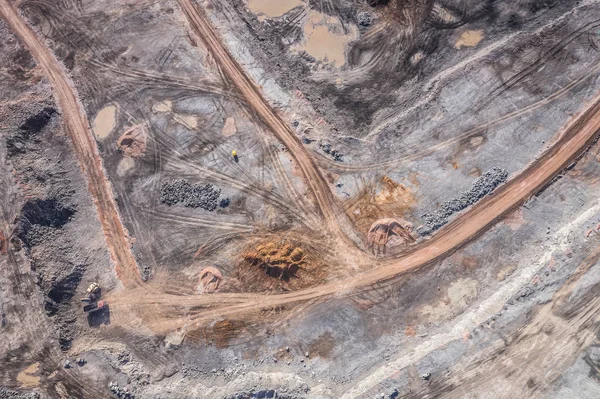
[160,179,221,211]
[421,167,508,231]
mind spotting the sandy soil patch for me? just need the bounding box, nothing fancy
[173,113,198,130]
[294,10,358,67]
[497,264,517,281]
[222,116,237,137]
[246,0,303,18]
[152,100,172,113]
[117,157,135,176]
[347,176,417,234]
[92,104,117,139]
[469,135,484,147]
[421,278,478,321]
[17,362,40,388]
[455,30,484,49]
[153,99,198,130]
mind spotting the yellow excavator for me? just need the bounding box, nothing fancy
[81,282,107,313]
[81,282,100,303]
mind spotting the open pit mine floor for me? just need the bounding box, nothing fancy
[1,0,600,398]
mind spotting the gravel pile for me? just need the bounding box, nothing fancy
[421,167,508,231]
[160,179,221,211]
[226,391,283,399]
[108,382,135,399]
[319,143,344,162]
[0,387,40,399]
[356,12,374,27]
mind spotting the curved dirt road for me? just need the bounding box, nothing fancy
[0,1,142,288]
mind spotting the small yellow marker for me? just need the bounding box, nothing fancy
[232,149,238,163]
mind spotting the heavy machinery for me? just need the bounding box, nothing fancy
[81,282,108,314]
[83,300,108,314]
[81,282,100,303]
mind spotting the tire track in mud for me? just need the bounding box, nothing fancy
[0,0,143,288]
[364,2,598,141]
[177,0,363,248]
[108,87,600,334]
[89,60,238,99]
[476,18,600,113]
[318,59,600,173]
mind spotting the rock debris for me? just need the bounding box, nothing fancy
[421,167,508,231]
[160,179,221,211]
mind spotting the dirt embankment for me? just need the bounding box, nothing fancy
[0,0,141,288]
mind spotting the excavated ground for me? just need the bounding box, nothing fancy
[1,0,600,398]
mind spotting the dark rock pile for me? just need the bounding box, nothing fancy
[14,198,76,249]
[319,143,344,162]
[160,179,221,211]
[226,391,280,399]
[421,167,508,231]
[0,387,40,399]
[108,382,135,399]
[356,12,374,27]
[8,107,56,156]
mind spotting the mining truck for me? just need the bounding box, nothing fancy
[83,300,108,313]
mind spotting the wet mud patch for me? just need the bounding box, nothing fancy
[293,10,358,67]
[187,319,246,349]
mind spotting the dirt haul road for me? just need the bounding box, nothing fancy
[108,0,600,330]
[4,0,600,332]
[177,0,362,247]
[0,0,142,288]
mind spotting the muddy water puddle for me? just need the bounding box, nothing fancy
[92,104,117,139]
[246,0,303,18]
[296,11,357,67]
